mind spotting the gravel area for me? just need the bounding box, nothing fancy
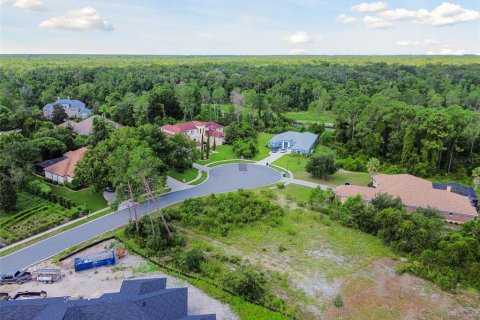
[0,239,238,320]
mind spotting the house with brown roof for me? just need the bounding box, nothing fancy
[43,147,87,184]
[160,121,225,147]
[60,116,123,136]
[334,174,478,224]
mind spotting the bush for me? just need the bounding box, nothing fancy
[276,182,285,189]
[176,248,206,273]
[319,130,334,145]
[223,267,266,302]
[336,156,367,172]
[332,294,344,308]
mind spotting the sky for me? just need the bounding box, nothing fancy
[1,0,479,55]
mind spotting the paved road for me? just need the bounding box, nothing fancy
[0,164,281,273]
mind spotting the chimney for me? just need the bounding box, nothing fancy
[446,185,452,192]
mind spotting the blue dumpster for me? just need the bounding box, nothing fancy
[74,251,116,272]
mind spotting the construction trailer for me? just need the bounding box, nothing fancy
[74,251,116,272]
[33,268,62,284]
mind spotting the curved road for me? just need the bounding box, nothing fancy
[0,164,281,273]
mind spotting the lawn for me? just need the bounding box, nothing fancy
[253,132,275,160]
[272,145,371,187]
[273,145,334,173]
[196,132,274,165]
[296,170,371,187]
[168,167,199,183]
[189,170,208,185]
[49,185,108,212]
[284,110,336,124]
[207,159,255,167]
[197,144,238,165]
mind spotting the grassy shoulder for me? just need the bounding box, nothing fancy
[197,145,237,165]
[189,170,208,185]
[168,167,199,183]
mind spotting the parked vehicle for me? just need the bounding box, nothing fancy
[11,291,47,300]
[280,148,287,153]
[0,292,10,301]
[32,268,62,284]
[0,270,32,285]
[271,148,278,153]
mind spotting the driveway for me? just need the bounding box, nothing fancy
[255,150,288,166]
[0,164,281,272]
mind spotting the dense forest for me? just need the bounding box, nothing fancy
[1,55,479,180]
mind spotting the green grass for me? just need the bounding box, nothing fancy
[189,170,209,185]
[272,145,371,186]
[296,170,371,187]
[253,132,275,160]
[168,167,199,183]
[273,145,334,173]
[206,159,255,167]
[49,185,108,212]
[197,145,238,165]
[0,207,113,257]
[284,110,336,124]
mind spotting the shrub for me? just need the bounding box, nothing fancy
[276,182,285,189]
[176,248,206,273]
[223,267,266,302]
[332,294,344,308]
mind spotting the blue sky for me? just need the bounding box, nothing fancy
[1,0,479,54]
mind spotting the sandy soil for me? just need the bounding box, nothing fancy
[322,257,480,320]
[1,240,238,320]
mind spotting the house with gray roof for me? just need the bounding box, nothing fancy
[0,278,216,320]
[60,116,123,136]
[268,131,318,155]
[43,98,91,120]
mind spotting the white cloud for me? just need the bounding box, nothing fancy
[289,48,308,55]
[282,31,313,44]
[362,16,392,29]
[39,7,114,31]
[396,38,437,47]
[351,1,387,13]
[336,14,359,24]
[6,0,47,10]
[427,47,466,55]
[380,2,480,26]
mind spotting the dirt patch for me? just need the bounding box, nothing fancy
[323,257,480,320]
[1,239,238,320]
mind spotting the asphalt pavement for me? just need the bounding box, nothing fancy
[0,164,281,273]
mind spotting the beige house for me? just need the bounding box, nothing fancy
[60,116,123,135]
[43,147,87,184]
[160,121,225,147]
[334,174,478,224]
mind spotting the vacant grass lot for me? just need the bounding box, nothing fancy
[168,167,199,183]
[166,187,394,318]
[49,185,108,212]
[284,110,336,124]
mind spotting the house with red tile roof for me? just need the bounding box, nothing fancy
[334,174,478,224]
[43,147,87,184]
[160,121,225,147]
